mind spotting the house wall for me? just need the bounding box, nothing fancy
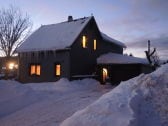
[18,50,70,83]
[70,17,123,78]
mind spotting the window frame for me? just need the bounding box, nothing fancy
[29,63,41,76]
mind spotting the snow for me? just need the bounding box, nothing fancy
[61,64,168,126]
[1,64,168,126]
[97,52,149,64]
[101,32,126,48]
[17,17,92,52]
[0,78,112,126]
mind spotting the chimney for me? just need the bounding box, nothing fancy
[68,16,73,22]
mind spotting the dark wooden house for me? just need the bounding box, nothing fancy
[17,16,151,84]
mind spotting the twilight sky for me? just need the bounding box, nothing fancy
[0,0,168,59]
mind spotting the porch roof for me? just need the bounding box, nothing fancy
[97,53,149,65]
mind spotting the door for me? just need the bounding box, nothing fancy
[102,68,108,83]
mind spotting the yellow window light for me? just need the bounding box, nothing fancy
[82,36,86,48]
[94,39,97,50]
[36,65,41,75]
[31,65,36,75]
[56,64,61,76]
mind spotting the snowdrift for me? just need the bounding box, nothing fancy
[61,64,168,126]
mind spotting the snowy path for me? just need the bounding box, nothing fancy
[0,79,112,126]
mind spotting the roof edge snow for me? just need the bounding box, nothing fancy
[97,52,149,64]
[101,32,126,48]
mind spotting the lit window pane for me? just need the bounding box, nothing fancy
[94,39,97,50]
[31,65,36,75]
[56,64,61,76]
[82,36,86,48]
[36,65,41,75]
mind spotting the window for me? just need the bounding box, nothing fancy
[94,39,97,50]
[36,65,41,75]
[30,65,36,75]
[82,35,87,48]
[55,64,61,76]
[30,64,41,76]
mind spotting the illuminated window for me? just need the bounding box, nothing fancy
[82,35,87,48]
[30,65,36,75]
[94,39,97,50]
[30,64,41,76]
[36,65,41,75]
[56,64,61,76]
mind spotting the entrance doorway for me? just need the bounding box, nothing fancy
[102,68,108,83]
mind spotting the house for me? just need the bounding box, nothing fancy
[17,16,151,84]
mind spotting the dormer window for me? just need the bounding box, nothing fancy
[94,39,97,50]
[82,35,87,48]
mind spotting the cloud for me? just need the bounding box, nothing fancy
[100,0,168,42]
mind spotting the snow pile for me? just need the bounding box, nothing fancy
[61,64,168,126]
[0,78,111,126]
[97,52,148,64]
[27,78,103,92]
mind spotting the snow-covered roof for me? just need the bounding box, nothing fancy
[101,32,126,48]
[17,17,92,52]
[97,53,149,64]
[17,16,126,52]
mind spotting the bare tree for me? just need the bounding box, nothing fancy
[145,40,160,67]
[0,5,32,57]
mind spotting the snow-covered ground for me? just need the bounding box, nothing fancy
[61,64,168,126]
[1,64,168,126]
[0,78,112,126]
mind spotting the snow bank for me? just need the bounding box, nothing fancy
[0,78,111,126]
[61,64,168,126]
[26,78,103,92]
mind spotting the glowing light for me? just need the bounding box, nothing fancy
[102,68,108,83]
[82,36,86,48]
[56,64,61,76]
[30,65,41,75]
[31,65,36,75]
[8,63,15,70]
[36,65,41,75]
[94,39,97,50]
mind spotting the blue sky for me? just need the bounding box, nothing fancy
[0,0,168,59]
